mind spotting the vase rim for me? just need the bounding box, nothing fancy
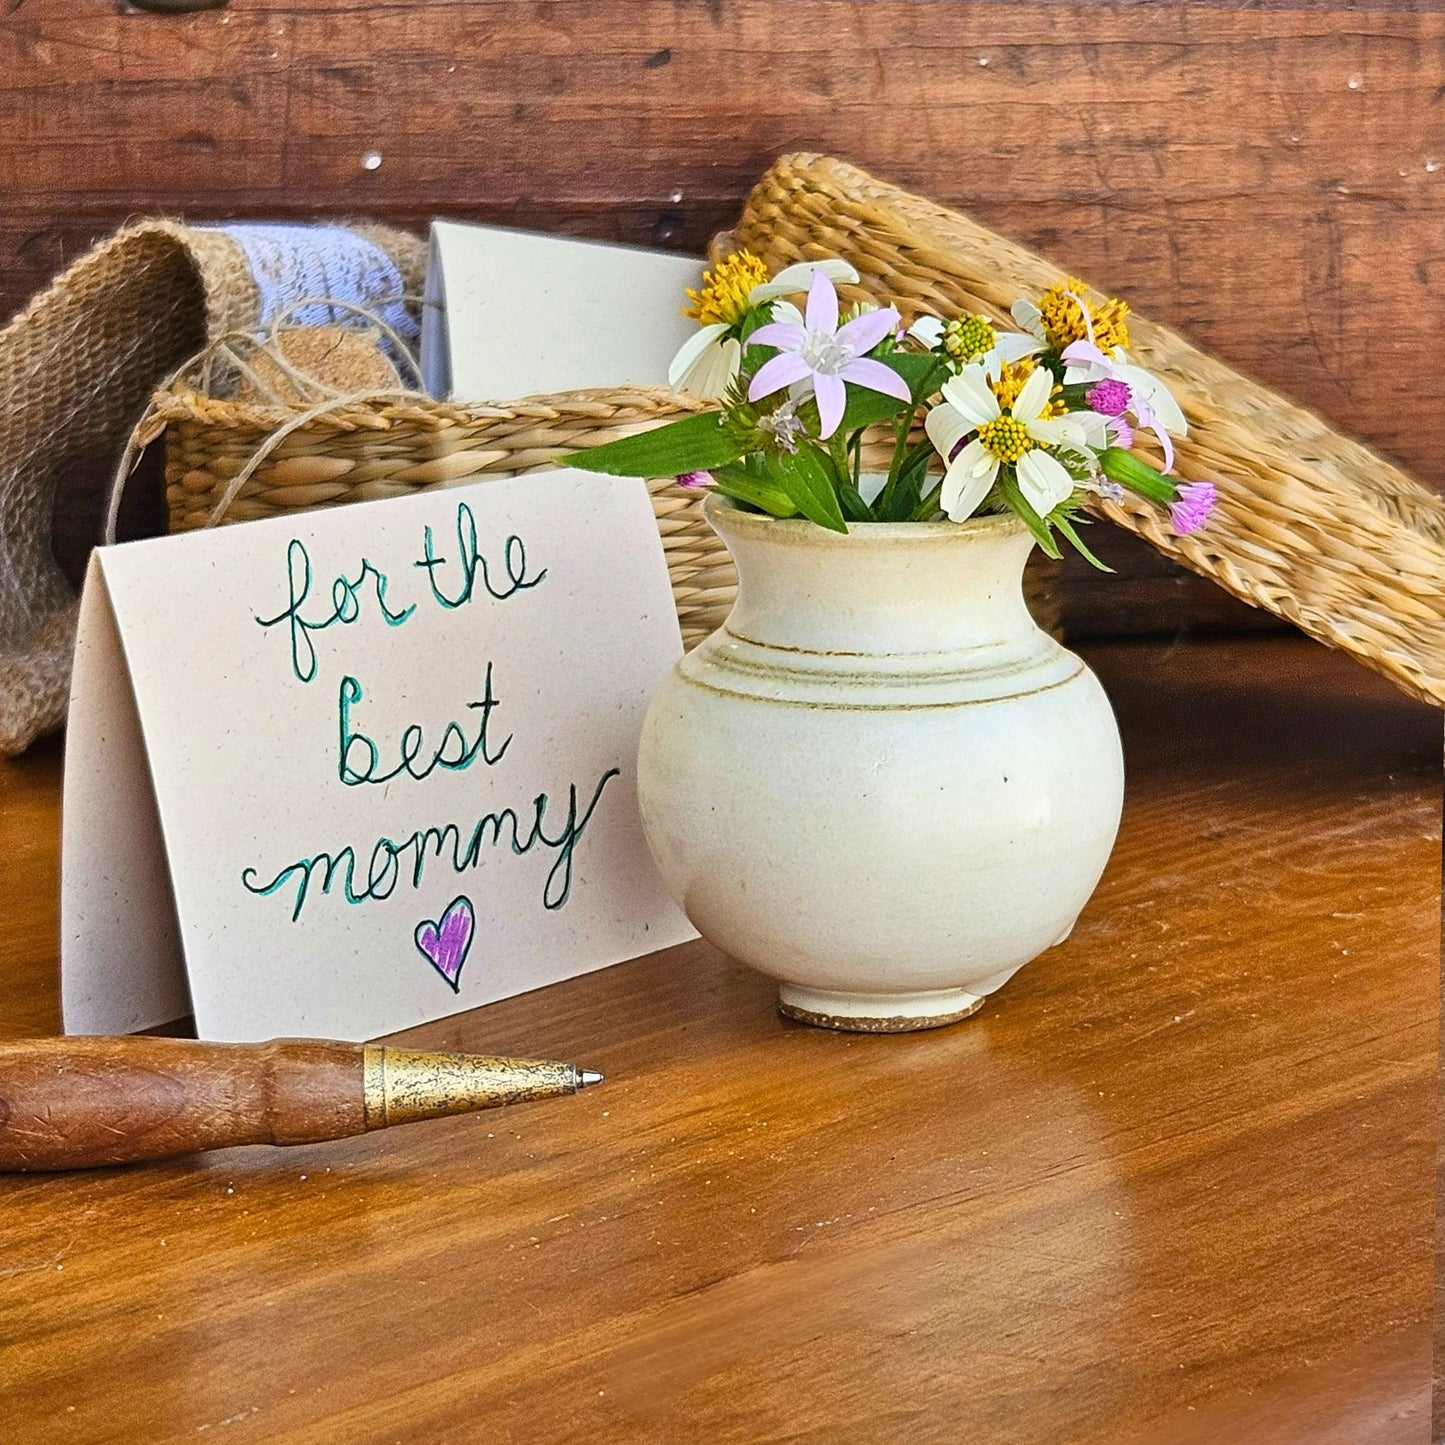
[702,490,1031,545]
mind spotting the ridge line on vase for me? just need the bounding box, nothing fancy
[638,489,1125,1033]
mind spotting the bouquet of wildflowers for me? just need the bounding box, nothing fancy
[572,251,1216,563]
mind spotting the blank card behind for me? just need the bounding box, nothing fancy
[422,220,705,401]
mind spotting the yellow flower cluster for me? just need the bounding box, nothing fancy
[991,359,1065,418]
[977,415,1034,463]
[1037,276,1130,353]
[684,250,770,327]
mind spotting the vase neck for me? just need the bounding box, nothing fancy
[708,502,1041,658]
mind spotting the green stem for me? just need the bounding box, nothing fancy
[826,429,852,490]
[900,437,936,474]
[846,430,865,501]
[877,414,912,513]
[877,354,950,517]
[912,354,950,404]
[912,479,943,521]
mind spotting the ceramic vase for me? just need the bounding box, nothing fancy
[637,492,1125,1032]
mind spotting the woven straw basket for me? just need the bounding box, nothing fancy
[725,153,1445,709]
[158,383,1064,648]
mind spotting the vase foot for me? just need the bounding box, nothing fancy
[777,984,985,1033]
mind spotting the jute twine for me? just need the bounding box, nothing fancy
[124,316,749,652]
[108,294,428,544]
[721,153,1445,709]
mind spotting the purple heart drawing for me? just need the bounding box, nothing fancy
[414,896,475,993]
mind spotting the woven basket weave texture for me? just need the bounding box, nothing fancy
[723,153,1445,709]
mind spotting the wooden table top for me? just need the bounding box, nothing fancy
[0,636,1436,1444]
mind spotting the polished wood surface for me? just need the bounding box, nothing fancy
[4,1,1441,632]
[1127,1320,1431,1445]
[0,635,1435,1440]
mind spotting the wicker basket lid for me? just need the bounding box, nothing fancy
[722,153,1445,710]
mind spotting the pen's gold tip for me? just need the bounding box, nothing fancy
[578,1069,605,1089]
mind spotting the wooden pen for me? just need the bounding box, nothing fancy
[0,1035,602,1172]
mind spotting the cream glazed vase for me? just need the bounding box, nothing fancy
[636,491,1125,1032]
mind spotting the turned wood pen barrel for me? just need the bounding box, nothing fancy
[0,1037,595,1172]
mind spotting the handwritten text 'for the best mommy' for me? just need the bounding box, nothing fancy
[239,503,619,923]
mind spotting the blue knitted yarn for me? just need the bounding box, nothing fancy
[210,223,419,354]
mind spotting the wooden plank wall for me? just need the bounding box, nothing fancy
[2,0,1441,637]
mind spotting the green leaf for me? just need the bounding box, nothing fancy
[766,446,849,533]
[1097,446,1176,504]
[736,308,774,347]
[878,446,933,522]
[566,411,746,478]
[1051,511,1113,572]
[999,473,1063,559]
[837,481,873,523]
[712,464,798,518]
[898,352,948,402]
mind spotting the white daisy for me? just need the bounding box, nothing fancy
[747,258,859,307]
[668,325,742,398]
[925,363,1089,522]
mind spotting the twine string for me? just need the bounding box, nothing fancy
[106,295,430,545]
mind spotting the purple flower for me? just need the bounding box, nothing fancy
[675,470,715,490]
[1061,332,1185,473]
[1169,481,1217,535]
[746,272,911,438]
[1086,378,1131,417]
[1107,416,1134,450]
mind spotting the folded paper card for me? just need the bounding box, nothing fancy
[62,470,696,1041]
[422,220,704,399]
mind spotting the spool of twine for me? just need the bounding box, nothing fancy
[108,296,429,543]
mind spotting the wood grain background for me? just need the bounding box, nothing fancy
[1,0,1442,633]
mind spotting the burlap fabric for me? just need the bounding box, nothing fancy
[0,221,425,754]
